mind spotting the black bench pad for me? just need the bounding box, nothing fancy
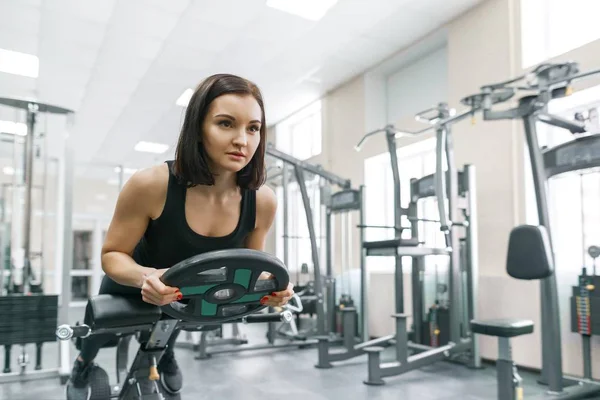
[84,294,161,330]
[471,319,534,338]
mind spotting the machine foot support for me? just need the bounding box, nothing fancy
[363,347,386,386]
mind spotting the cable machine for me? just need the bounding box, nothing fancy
[0,97,75,385]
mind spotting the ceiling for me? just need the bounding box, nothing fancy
[0,0,482,177]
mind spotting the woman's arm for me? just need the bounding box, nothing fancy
[101,165,167,288]
[245,185,277,251]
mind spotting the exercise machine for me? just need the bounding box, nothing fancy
[57,249,293,399]
[456,61,600,398]
[313,103,480,382]
[0,97,74,385]
[358,104,480,384]
[193,293,305,358]
[265,145,363,349]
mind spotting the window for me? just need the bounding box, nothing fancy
[525,84,600,272]
[363,138,446,273]
[274,173,323,282]
[521,0,600,68]
[275,100,322,160]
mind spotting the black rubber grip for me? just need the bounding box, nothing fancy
[244,313,287,323]
[72,325,91,338]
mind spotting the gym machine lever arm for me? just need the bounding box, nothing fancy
[435,126,451,247]
[55,310,294,341]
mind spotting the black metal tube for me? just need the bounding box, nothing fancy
[22,106,37,293]
[267,144,351,189]
[359,185,368,341]
[522,111,563,393]
[444,125,462,345]
[293,167,326,336]
[385,128,404,315]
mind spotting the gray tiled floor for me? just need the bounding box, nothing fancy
[0,318,597,400]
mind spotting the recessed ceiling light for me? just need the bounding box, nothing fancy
[0,48,39,78]
[134,141,169,154]
[3,166,14,176]
[0,120,27,136]
[266,0,338,21]
[176,88,193,107]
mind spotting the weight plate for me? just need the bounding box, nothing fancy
[160,249,289,323]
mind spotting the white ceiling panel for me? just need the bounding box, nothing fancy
[40,10,108,48]
[0,0,483,166]
[0,1,41,35]
[153,43,218,72]
[42,0,117,25]
[141,0,191,16]
[320,0,406,35]
[37,42,99,70]
[243,8,315,44]
[185,0,265,26]
[166,16,241,53]
[101,28,164,61]
[0,29,38,54]
[110,1,183,40]
[93,55,153,82]
[0,0,42,7]
[80,79,140,109]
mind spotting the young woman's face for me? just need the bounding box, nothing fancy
[201,94,262,174]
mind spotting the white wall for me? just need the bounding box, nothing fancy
[386,46,448,123]
[286,0,600,379]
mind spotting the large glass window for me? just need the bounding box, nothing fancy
[363,138,445,272]
[521,0,600,68]
[275,100,322,160]
[274,174,322,283]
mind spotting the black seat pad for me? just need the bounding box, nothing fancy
[507,225,554,280]
[363,237,419,249]
[84,294,161,330]
[471,319,534,338]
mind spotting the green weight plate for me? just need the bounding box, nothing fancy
[160,249,289,324]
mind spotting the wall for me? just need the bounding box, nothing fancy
[311,0,600,379]
[386,46,448,123]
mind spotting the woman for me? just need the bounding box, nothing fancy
[67,74,295,400]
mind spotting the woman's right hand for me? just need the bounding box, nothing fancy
[141,268,182,306]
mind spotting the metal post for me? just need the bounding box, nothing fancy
[522,112,563,392]
[282,164,289,268]
[58,139,75,380]
[409,180,424,344]
[326,206,336,334]
[394,315,408,363]
[464,164,481,367]
[444,125,462,345]
[22,104,38,293]
[385,128,404,315]
[359,185,368,341]
[582,335,592,379]
[294,166,326,336]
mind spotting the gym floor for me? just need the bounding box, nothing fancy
[1,323,556,400]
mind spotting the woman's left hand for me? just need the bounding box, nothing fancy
[260,282,295,307]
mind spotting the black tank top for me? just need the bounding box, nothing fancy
[131,160,257,269]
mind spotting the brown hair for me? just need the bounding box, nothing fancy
[173,73,266,189]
